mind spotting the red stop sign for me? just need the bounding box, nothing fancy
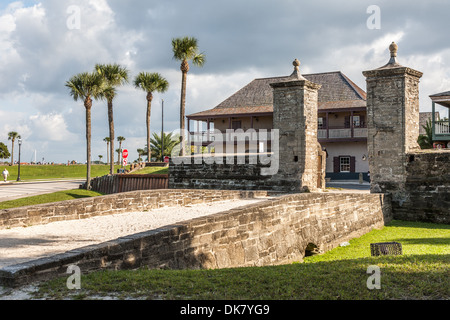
[122,149,128,158]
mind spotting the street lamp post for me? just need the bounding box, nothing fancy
[161,99,164,163]
[17,139,22,181]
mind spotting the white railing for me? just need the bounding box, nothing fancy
[354,128,368,138]
[435,121,450,134]
[318,129,327,139]
[329,128,351,139]
[191,126,369,143]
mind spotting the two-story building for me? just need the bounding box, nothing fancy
[187,71,370,180]
[429,91,450,148]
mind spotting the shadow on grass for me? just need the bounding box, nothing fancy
[386,220,450,230]
[64,192,100,199]
[392,237,450,246]
[38,253,450,300]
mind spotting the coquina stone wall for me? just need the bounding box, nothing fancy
[363,43,449,224]
[395,150,450,224]
[0,189,269,230]
[169,155,284,191]
[0,190,391,287]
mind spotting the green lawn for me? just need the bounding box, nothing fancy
[35,220,449,300]
[0,164,167,210]
[129,167,168,175]
[0,189,104,210]
[1,164,131,181]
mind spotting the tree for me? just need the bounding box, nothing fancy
[136,148,145,162]
[134,72,169,162]
[103,137,110,165]
[148,132,180,160]
[65,72,104,190]
[171,36,205,155]
[117,136,125,165]
[116,148,121,166]
[7,131,21,165]
[96,63,129,175]
[0,142,11,160]
[417,119,433,149]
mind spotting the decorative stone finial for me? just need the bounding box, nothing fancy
[290,58,306,80]
[389,42,398,58]
[378,41,402,69]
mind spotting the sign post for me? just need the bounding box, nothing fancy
[122,149,128,168]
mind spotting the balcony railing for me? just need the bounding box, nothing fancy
[189,130,275,144]
[434,120,450,135]
[190,126,368,144]
[318,126,368,140]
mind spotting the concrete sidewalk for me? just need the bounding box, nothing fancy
[0,180,84,202]
[326,180,370,193]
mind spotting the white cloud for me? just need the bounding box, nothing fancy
[28,112,77,141]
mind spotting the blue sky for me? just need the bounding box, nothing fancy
[1,0,449,163]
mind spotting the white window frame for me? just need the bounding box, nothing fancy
[340,156,351,173]
[353,115,360,128]
[318,117,324,129]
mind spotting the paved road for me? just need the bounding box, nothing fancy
[326,180,370,193]
[0,180,84,202]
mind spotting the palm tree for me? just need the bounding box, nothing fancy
[96,63,129,175]
[117,136,126,165]
[136,148,145,162]
[417,119,433,149]
[172,36,205,155]
[116,148,121,166]
[103,137,110,165]
[134,72,169,161]
[65,72,104,190]
[148,132,180,160]
[98,155,103,163]
[7,131,21,165]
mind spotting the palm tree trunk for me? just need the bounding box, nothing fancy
[10,140,14,166]
[119,142,123,166]
[85,97,92,190]
[106,141,109,165]
[147,92,153,162]
[108,100,115,175]
[180,68,187,156]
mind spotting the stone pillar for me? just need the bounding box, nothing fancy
[270,59,324,192]
[362,42,423,204]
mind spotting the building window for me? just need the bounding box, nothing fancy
[333,156,356,173]
[353,115,360,127]
[318,117,324,129]
[232,121,242,130]
[340,156,351,172]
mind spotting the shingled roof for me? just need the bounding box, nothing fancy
[430,91,450,108]
[188,71,366,119]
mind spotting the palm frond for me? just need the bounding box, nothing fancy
[96,63,129,87]
[65,72,105,102]
[172,36,203,62]
[192,52,206,67]
[134,72,169,93]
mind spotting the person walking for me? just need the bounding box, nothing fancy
[2,168,9,182]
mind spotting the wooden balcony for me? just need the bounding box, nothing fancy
[318,126,368,142]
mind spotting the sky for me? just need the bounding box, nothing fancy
[0,0,450,164]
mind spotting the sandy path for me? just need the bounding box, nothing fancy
[0,198,267,269]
